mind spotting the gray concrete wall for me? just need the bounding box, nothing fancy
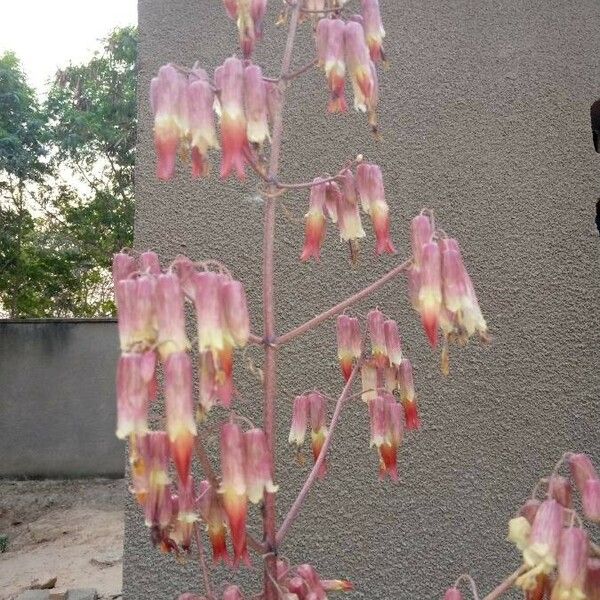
[129,0,600,598]
[0,320,124,478]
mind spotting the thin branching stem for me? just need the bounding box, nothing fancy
[276,362,361,545]
[277,258,412,345]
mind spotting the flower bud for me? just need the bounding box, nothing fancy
[419,241,442,347]
[361,0,385,62]
[369,396,386,448]
[215,57,248,179]
[398,359,420,430]
[582,478,600,522]
[164,352,197,482]
[443,588,462,600]
[156,273,190,359]
[244,428,278,503]
[289,394,309,446]
[116,351,155,439]
[552,527,588,600]
[187,76,218,178]
[301,179,327,261]
[569,453,599,492]
[383,319,402,366]
[219,422,249,566]
[223,585,244,600]
[244,64,270,144]
[197,479,230,564]
[519,498,541,524]
[410,214,433,267]
[297,564,327,599]
[308,392,328,479]
[321,579,354,592]
[150,64,188,180]
[221,278,250,347]
[112,252,136,285]
[548,475,572,508]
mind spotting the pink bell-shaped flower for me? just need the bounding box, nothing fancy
[164,351,197,482]
[289,394,309,446]
[192,271,226,356]
[112,252,136,285]
[367,308,387,365]
[419,241,442,347]
[301,179,327,261]
[361,0,385,62]
[308,392,329,479]
[215,57,248,179]
[116,351,156,439]
[443,587,463,600]
[383,319,402,367]
[517,499,563,590]
[583,478,600,522]
[197,479,230,564]
[344,21,378,125]
[355,163,395,254]
[244,64,270,145]
[187,72,218,178]
[219,422,250,566]
[398,358,420,430]
[586,558,600,600]
[336,315,362,380]
[337,169,366,261]
[547,475,572,508]
[320,18,347,113]
[221,278,251,348]
[171,475,199,552]
[155,273,190,360]
[244,428,278,504]
[552,527,589,600]
[150,64,188,180]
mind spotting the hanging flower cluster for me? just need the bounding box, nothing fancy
[300,162,395,261]
[315,0,384,130]
[112,250,253,554]
[151,58,275,181]
[222,0,267,58]
[274,560,353,599]
[408,212,488,374]
[288,391,330,479]
[446,453,600,600]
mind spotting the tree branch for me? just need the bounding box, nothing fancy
[276,361,361,545]
[277,258,412,345]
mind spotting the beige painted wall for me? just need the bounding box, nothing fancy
[126,1,600,597]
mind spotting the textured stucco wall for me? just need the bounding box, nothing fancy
[0,320,124,478]
[128,0,600,598]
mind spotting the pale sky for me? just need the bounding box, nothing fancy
[0,0,137,96]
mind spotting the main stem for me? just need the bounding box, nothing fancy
[262,4,301,599]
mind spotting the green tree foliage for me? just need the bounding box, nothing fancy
[0,27,136,318]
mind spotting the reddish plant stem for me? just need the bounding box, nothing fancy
[276,362,361,545]
[277,258,412,345]
[262,3,301,599]
[194,523,215,600]
[482,567,524,600]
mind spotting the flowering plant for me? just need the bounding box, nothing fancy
[112,1,494,598]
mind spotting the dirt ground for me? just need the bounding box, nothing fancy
[0,479,125,600]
